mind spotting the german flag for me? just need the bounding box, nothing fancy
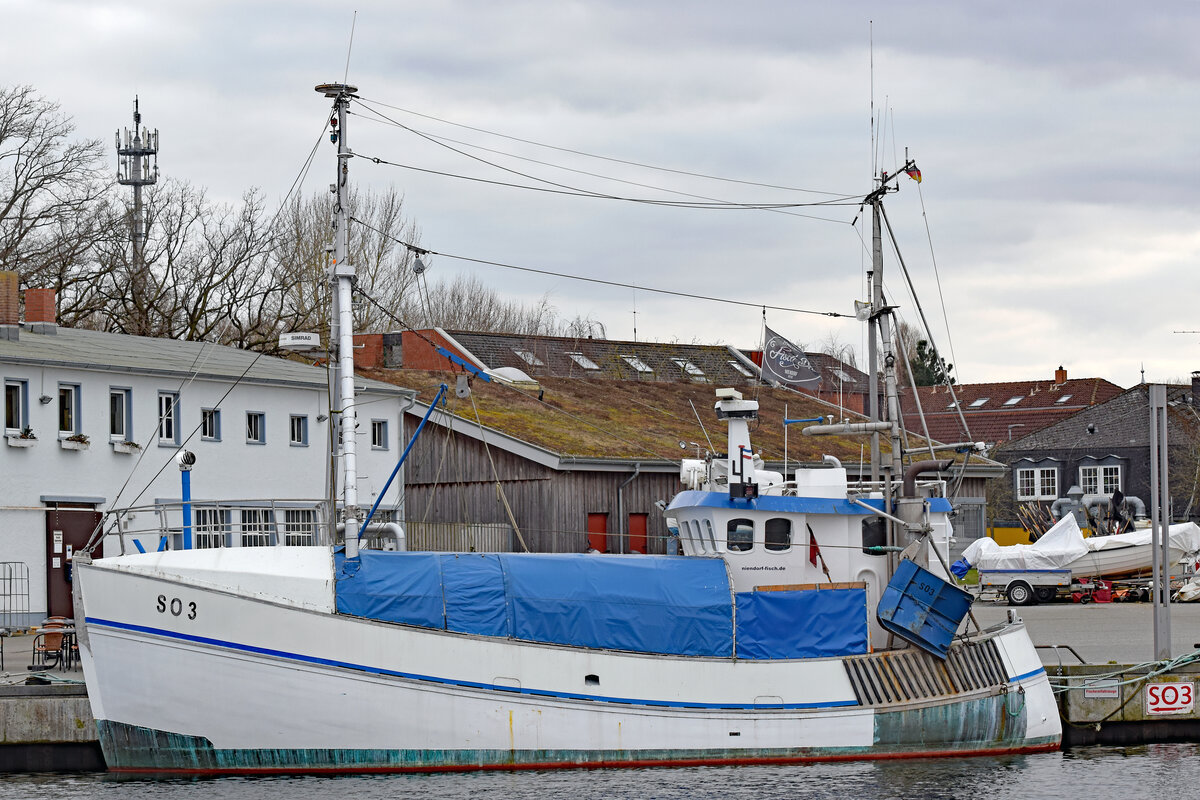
[905,166,922,183]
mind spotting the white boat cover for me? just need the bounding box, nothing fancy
[961,515,1089,571]
[1082,522,1200,555]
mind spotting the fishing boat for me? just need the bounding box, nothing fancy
[72,83,1061,774]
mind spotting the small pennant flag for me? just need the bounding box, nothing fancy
[905,166,922,184]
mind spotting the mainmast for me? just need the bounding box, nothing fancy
[316,82,361,558]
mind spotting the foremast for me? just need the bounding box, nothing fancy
[316,82,362,557]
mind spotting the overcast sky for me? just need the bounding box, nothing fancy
[3,1,1197,387]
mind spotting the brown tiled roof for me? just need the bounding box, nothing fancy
[897,376,1125,445]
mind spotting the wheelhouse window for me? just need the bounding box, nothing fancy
[289,415,308,446]
[1016,467,1058,500]
[201,408,221,441]
[58,383,80,435]
[109,388,131,440]
[765,518,792,551]
[726,518,754,552]
[371,419,388,449]
[4,379,26,433]
[246,411,265,444]
[158,392,179,444]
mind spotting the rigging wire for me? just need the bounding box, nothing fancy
[913,181,961,383]
[351,105,861,222]
[347,214,853,320]
[355,96,850,196]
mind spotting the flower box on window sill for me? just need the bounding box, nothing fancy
[112,440,141,454]
[5,435,36,448]
[60,438,89,451]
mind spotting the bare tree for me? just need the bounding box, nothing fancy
[0,86,111,284]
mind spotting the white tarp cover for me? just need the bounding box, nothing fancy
[961,514,1089,571]
[1083,522,1200,554]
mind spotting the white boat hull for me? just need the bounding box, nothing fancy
[76,549,1060,773]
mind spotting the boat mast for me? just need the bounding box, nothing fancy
[317,82,361,557]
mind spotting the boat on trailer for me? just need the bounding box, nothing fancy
[72,82,1060,774]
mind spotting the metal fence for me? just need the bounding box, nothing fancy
[0,562,30,629]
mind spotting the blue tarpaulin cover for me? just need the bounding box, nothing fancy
[335,551,734,657]
[735,588,868,659]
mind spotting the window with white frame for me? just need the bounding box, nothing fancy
[1016,467,1058,500]
[284,508,317,546]
[4,379,26,433]
[201,408,221,441]
[194,508,230,549]
[371,419,388,449]
[565,351,600,370]
[289,415,308,446]
[240,509,274,547]
[158,392,179,443]
[727,360,754,377]
[109,388,131,440]
[1080,464,1122,496]
[246,411,265,444]
[621,355,654,374]
[513,349,543,366]
[672,358,705,378]
[58,383,80,435]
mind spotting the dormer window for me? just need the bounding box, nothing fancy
[513,349,543,367]
[1003,396,1023,406]
[565,352,600,370]
[621,355,653,374]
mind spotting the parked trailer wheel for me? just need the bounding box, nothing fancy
[1034,587,1056,603]
[1006,580,1036,606]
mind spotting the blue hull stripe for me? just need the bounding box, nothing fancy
[1009,667,1047,683]
[85,616,859,711]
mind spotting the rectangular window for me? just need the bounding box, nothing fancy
[1017,467,1058,501]
[109,388,131,440]
[1079,466,1099,496]
[289,415,308,446]
[4,379,25,433]
[621,355,654,374]
[727,360,754,377]
[371,419,388,449]
[194,508,230,549]
[671,358,705,378]
[246,411,265,444]
[158,392,179,444]
[1101,465,1121,495]
[284,508,316,546]
[565,352,600,370]
[201,408,221,441]
[58,383,80,435]
[513,349,544,367]
[240,509,274,547]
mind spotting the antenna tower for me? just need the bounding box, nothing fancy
[116,98,160,332]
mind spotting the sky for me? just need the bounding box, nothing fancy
[2,1,1198,387]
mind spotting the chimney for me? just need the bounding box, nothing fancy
[1192,371,1200,406]
[0,271,18,341]
[25,287,57,335]
[1054,365,1067,384]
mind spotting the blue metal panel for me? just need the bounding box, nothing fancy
[877,559,973,659]
[735,589,868,659]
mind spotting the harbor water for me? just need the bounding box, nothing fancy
[4,745,1200,799]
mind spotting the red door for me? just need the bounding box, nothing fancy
[628,513,648,554]
[45,507,102,619]
[587,513,609,553]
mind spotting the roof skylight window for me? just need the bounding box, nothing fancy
[1055,394,1074,404]
[727,360,754,377]
[832,369,853,382]
[565,352,600,370]
[621,355,654,374]
[513,349,544,367]
[969,397,990,408]
[1003,396,1023,406]
[672,358,705,377]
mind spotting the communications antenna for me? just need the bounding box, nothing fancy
[116,97,160,331]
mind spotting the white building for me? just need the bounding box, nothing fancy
[0,280,413,625]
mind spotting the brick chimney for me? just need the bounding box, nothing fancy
[24,287,57,335]
[0,271,18,341]
[1192,371,1200,406]
[1054,365,1067,384]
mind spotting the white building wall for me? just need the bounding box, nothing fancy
[1,360,408,621]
